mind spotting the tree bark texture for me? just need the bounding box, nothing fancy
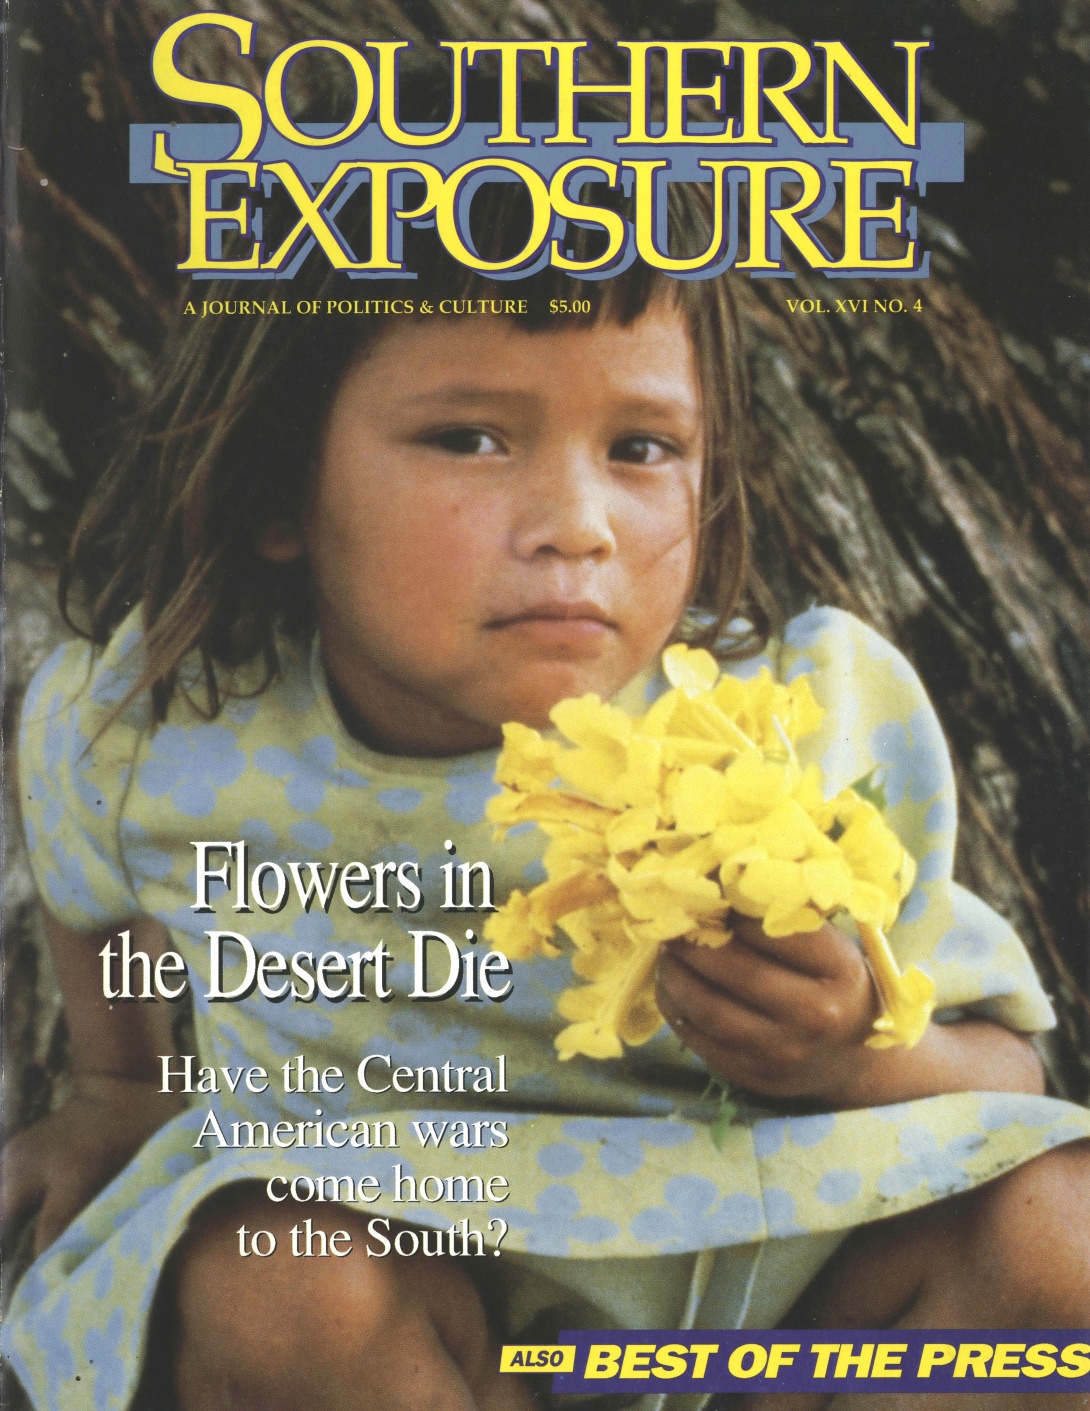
[3,0,1089,1333]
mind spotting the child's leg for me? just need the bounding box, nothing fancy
[740,1140,1090,1411]
[165,1183,537,1411]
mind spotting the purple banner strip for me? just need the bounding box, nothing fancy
[543,1330,1090,1394]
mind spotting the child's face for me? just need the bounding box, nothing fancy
[300,304,704,755]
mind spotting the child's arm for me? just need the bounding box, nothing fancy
[656,915,1045,1108]
[1,914,188,1254]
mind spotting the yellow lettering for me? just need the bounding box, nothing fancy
[872,1344,907,1378]
[734,160,830,270]
[584,1345,621,1379]
[918,1344,957,1377]
[727,1344,767,1379]
[151,14,263,161]
[175,161,260,271]
[816,41,928,146]
[830,160,917,269]
[264,41,374,148]
[370,41,468,145]
[624,159,730,272]
[619,1344,654,1379]
[546,42,652,144]
[434,160,552,272]
[990,1344,1025,1378]
[1023,1344,1058,1379]
[549,159,626,273]
[953,1344,994,1378]
[724,42,821,144]
[460,43,555,145]
[651,1345,688,1380]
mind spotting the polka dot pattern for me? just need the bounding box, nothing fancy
[8,607,1088,1411]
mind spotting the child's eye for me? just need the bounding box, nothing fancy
[609,435,676,466]
[424,427,505,456]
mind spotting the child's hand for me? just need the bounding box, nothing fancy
[1,1076,187,1255]
[655,915,883,1105]
[656,915,1048,1108]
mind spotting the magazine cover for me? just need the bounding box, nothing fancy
[3,1,1090,1407]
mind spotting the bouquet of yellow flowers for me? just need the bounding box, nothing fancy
[484,643,935,1064]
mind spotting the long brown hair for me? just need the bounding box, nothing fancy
[63,176,763,723]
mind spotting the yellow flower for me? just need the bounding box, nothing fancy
[858,920,936,1049]
[726,856,827,937]
[834,794,918,930]
[555,925,663,1060]
[495,721,561,792]
[551,695,663,809]
[609,851,727,940]
[605,805,660,855]
[672,764,734,835]
[483,872,614,961]
[483,890,548,961]
[543,826,609,876]
[488,644,930,1062]
[707,667,824,752]
[662,642,720,693]
[486,788,613,835]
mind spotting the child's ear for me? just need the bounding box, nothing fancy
[258,520,305,562]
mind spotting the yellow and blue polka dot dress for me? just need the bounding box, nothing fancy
[7,606,1089,1410]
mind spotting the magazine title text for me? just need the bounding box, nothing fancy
[141,15,960,280]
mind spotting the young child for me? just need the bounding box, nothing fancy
[3,180,1090,1411]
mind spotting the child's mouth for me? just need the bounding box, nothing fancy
[488,602,617,651]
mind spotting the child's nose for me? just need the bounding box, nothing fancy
[512,452,617,562]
